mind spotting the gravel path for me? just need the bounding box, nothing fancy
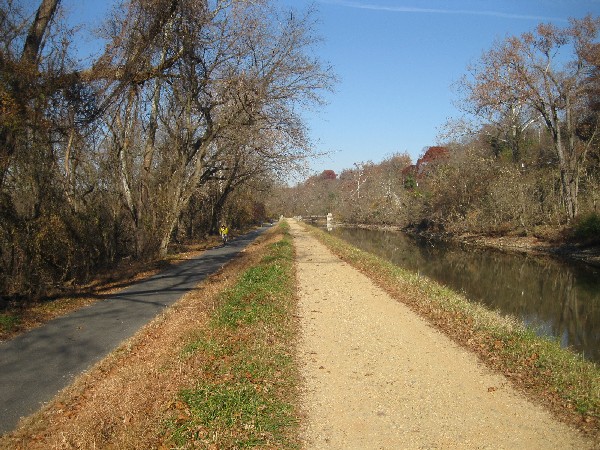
[290,221,595,449]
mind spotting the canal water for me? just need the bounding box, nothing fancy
[331,227,600,364]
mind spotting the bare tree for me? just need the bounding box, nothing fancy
[0,0,333,299]
[96,0,333,257]
[0,0,59,187]
[459,16,600,221]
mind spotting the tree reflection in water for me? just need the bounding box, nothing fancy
[332,227,600,364]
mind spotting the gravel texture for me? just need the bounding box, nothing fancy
[290,221,596,450]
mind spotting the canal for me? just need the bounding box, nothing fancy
[331,227,600,364]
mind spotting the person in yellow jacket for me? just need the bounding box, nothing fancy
[219,224,229,244]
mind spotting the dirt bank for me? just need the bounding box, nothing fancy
[455,233,600,267]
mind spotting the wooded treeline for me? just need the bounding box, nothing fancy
[269,17,600,242]
[0,0,332,300]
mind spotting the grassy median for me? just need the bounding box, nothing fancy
[166,221,301,448]
[306,224,600,438]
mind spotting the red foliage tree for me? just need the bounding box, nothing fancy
[319,170,337,180]
[416,146,449,167]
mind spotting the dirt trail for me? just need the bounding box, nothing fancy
[290,221,595,449]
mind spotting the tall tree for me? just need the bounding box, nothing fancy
[0,0,60,187]
[98,0,333,257]
[0,0,334,299]
[460,16,600,221]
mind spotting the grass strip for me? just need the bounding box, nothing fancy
[0,312,20,333]
[167,221,300,449]
[307,224,600,436]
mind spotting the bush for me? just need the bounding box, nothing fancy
[572,213,600,244]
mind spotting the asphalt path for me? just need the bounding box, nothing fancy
[0,226,269,434]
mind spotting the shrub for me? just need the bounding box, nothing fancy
[572,213,600,244]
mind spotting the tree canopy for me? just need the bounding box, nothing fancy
[0,0,334,299]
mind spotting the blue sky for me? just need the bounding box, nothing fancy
[23,0,600,175]
[286,0,600,175]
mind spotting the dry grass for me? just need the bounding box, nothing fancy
[0,229,280,449]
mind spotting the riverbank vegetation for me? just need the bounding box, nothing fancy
[0,0,333,303]
[305,224,600,438]
[1,223,302,448]
[268,17,600,259]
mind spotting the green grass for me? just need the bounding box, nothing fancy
[168,222,300,449]
[0,313,20,333]
[166,219,599,444]
[308,224,600,433]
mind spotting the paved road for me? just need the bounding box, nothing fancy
[0,226,269,434]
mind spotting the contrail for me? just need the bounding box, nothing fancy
[319,0,567,22]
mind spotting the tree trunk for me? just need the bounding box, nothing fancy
[0,0,60,188]
[21,0,60,65]
[115,88,141,254]
[210,184,233,234]
[136,28,169,254]
[158,210,179,258]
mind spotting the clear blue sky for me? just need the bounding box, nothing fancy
[23,0,600,176]
[280,0,599,176]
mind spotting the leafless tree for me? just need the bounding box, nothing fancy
[0,0,334,298]
[458,16,600,221]
[92,0,333,257]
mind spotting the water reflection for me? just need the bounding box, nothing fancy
[332,227,600,364]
